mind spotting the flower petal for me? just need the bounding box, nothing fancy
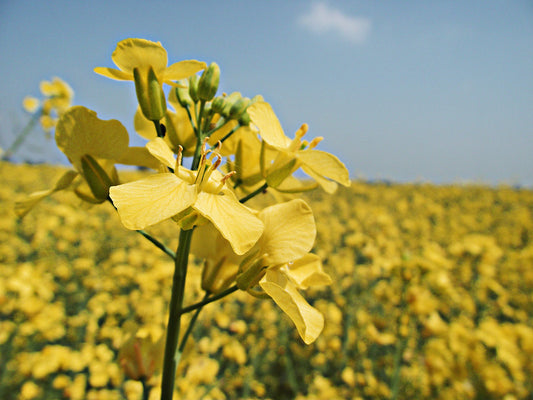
[112,38,168,75]
[194,189,263,255]
[258,199,316,265]
[117,147,161,170]
[297,149,351,187]
[15,170,78,217]
[93,67,132,81]
[301,165,338,194]
[109,173,196,230]
[247,101,291,149]
[260,269,324,344]
[284,254,332,289]
[55,106,130,172]
[146,138,175,169]
[163,60,206,82]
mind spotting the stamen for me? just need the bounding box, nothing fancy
[308,136,323,149]
[295,123,308,139]
[175,145,183,172]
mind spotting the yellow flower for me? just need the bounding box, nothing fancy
[22,96,40,114]
[247,101,351,193]
[239,199,332,344]
[15,106,159,216]
[109,138,264,255]
[94,38,206,120]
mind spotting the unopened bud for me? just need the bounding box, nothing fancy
[188,75,199,103]
[211,96,225,114]
[228,97,250,120]
[174,80,193,107]
[197,62,220,101]
[220,92,242,117]
[133,67,166,121]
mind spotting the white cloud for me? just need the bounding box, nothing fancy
[297,2,371,44]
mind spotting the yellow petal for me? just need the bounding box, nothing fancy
[112,38,167,76]
[94,67,132,81]
[258,199,316,265]
[117,147,161,170]
[297,149,351,187]
[55,106,130,172]
[275,175,319,193]
[146,138,175,169]
[163,60,206,82]
[260,269,324,344]
[15,170,78,217]
[109,174,196,230]
[301,165,338,194]
[285,254,332,289]
[194,189,263,255]
[247,101,291,149]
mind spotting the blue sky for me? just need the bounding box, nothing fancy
[1,0,532,185]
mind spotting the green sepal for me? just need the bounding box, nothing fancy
[265,158,297,188]
[80,154,114,201]
[133,67,166,121]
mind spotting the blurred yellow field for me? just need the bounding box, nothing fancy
[1,161,532,400]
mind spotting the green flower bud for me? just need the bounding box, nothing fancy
[188,75,199,103]
[133,67,166,121]
[197,62,220,101]
[211,96,225,114]
[80,154,115,201]
[238,111,251,126]
[174,80,193,107]
[220,92,242,117]
[228,97,250,120]
[266,158,298,188]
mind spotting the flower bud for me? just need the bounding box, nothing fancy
[80,154,115,201]
[174,80,193,107]
[133,67,166,121]
[228,97,250,120]
[188,75,199,103]
[211,96,225,114]
[220,92,242,117]
[197,62,220,101]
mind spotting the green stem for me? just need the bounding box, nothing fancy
[160,228,194,400]
[239,183,268,203]
[181,285,238,314]
[2,111,41,160]
[177,293,209,356]
[136,229,175,259]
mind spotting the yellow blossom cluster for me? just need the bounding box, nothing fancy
[2,161,532,399]
[23,77,74,134]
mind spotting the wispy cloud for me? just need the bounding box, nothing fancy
[297,2,371,44]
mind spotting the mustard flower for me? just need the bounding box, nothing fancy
[109,138,264,255]
[94,38,206,120]
[247,101,351,193]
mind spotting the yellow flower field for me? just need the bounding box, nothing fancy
[1,161,532,399]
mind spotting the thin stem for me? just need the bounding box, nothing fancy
[107,197,176,259]
[160,228,194,400]
[181,285,238,314]
[239,183,268,203]
[177,293,209,355]
[216,122,241,145]
[2,111,40,160]
[136,229,175,259]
